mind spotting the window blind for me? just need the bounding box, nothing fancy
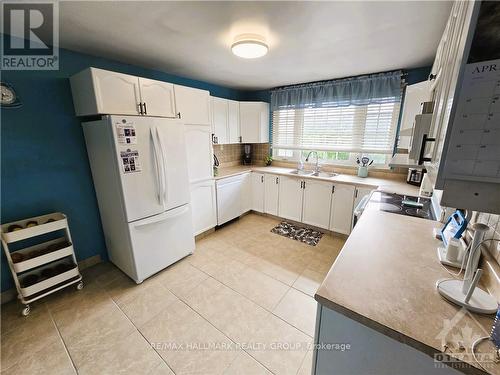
[272,99,401,154]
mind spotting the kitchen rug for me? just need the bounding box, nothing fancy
[271,221,323,246]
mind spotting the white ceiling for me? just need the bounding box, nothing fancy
[59,1,452,90]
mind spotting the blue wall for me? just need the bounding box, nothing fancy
[0,47,246,292]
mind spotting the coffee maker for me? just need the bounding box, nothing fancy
[243,144,252,165]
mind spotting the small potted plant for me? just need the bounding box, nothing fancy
[264,155,273,166]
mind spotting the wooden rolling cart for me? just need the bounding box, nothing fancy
[1,212,83,316]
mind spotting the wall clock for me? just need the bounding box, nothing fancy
[1,82,21,108]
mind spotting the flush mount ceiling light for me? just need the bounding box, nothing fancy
[231,34,268,59]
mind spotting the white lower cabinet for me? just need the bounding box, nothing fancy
[264,174,279,215]
[302,179,333,229]
[330,184,356,235]
[252,173,265,213]
[241,172,252,213]
[278,176,304,222]
[190,180,217,235]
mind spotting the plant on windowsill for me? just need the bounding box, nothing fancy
[264,155,273,166]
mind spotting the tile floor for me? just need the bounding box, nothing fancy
[1,213,345,375]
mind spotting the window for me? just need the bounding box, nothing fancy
[272,98,401,166]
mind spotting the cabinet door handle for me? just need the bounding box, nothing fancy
[239,136,242,143]
[261,175,264,183]
[138,103,143,115]
[418,134,435,165]
[355,189,358,198]
[143,102,147,115]
[300,181,303,189]
[302,181,306,189]
[332,185,335,194]
[275,177,278,184]
[177,112,181,119]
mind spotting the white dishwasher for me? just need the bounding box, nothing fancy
[216,174,245,225]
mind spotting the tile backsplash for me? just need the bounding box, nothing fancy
[213,143,270,167]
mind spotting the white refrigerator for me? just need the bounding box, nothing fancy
[82,115,195,283]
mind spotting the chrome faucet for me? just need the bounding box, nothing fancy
[305,151,320,173]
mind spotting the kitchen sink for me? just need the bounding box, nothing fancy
[289,170,314,175]
[289,170,338,178]
[311,171,339,178]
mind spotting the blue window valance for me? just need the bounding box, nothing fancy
[271,70,402,110]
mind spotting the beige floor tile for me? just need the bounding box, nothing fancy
[293,268,325,297]
[224,266,290,311]
[155,261,209,298]
[1,310,60,371]
[116,281,178,327]
[247,314,312,375]
[63,304,136,368]
[183,277,269,345]
[1,300,50,337]
[223,351,272,374]
[140,299,238,375]
[1,339,75,375]
[149,362,175,375]
[81,261,125,287]
[247,257,302,286]
[273,288,318,337]
[76,331,164,375]
[48,288,117,337]
[297,349,314,375]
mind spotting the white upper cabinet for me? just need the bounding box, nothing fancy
[70,67,178,118]
[264,174,279,215]
[174,85,210,125]
[138,77,176,118]
[240,102,270,143]
[184,125,213,183]
[71,68,141,116]
[211,97,229,144]
[302,180,333,230]
[329,184,355,235]
[278,176,304,223]
[251,173,265,213]
[228,100,241,144]
[211,97,241,145]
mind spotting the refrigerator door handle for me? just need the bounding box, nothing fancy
[133,205,189,228]
[155,126,168,205]
[150,127,164,205]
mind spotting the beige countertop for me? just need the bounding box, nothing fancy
[215,165,419,196]
[315,209,498,375]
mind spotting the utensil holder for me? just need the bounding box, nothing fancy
[357,166,368,178]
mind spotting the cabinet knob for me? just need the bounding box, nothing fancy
[177,112,181,119]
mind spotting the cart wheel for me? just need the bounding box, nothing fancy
[21,305,30,317]
[76,281,84,290]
